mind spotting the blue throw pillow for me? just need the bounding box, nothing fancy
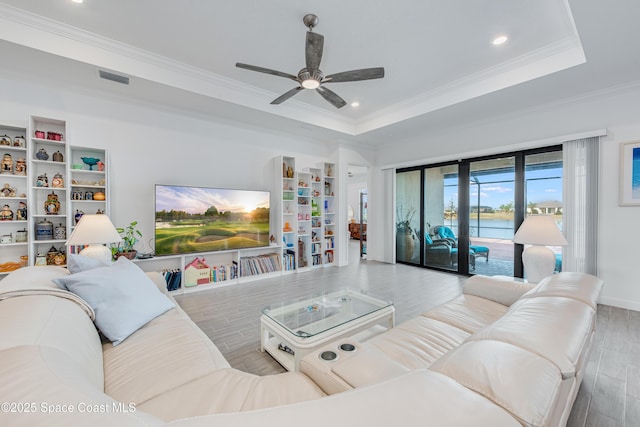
[53,257,174,345]
[425,233,433,244]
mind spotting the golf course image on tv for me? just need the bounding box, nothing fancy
[155,185,270,256]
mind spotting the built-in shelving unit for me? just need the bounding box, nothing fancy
[273,155,338,273]
[133,245,282,294]
[0,124,29,276]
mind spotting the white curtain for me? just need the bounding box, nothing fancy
[562,137,599,275]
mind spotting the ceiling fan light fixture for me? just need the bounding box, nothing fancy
[302,79,320,89]
[492,35,508,45]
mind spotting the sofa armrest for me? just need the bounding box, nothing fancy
[165,370,520,427]
[463,275,536,306]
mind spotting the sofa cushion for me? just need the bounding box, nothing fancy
[469,296,595,379]
[368,316,470,369]
[162,370,522,427]
[53,257,175,345]
[103,311,231,406]
[67,252,111,275]
[0,345,163,427]
[0,295,105,391]
[422,294,508,334]
[430,340,562,427]
[521,272,604,309]
[463,275,536,306]
[137,369,325,421]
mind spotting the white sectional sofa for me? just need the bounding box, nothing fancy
[0,264,602,427]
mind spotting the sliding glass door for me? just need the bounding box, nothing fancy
[468,157,516,276]
[396,146,562,277]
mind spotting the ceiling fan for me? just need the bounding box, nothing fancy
[236,14,385,109]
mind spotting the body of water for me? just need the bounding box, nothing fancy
[443,218,562,240]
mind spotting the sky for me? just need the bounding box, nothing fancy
[444,166,563,209]
[155,185,269,214]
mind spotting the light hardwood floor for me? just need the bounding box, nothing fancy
[176,243,638,426]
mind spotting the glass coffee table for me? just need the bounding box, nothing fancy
[260,289,394,371]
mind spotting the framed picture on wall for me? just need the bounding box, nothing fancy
[619,141,640,206]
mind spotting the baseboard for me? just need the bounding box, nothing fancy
[598,296,640,312]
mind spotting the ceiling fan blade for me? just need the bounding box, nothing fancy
[324,67,385,83]
[305,31,324,71]
[316,86,347,109]
[271,87,304,105]
[236,63,298,81]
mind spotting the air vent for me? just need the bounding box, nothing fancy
[98,70,129,85]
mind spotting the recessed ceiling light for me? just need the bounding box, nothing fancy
[351,101,360,108]
[492,35,508,46]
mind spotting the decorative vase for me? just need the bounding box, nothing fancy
[44,192,60,215]
[396,226,415,262]
[75,209,84,225]
[52,150,64,162]
[36,148,49,160]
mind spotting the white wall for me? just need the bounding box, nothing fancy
[373,82,640,310]
[0,76,342,257]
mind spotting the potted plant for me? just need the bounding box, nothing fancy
[112,220,142,260]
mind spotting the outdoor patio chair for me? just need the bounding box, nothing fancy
[434,225,490,262]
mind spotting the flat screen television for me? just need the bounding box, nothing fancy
[155,184,270,256]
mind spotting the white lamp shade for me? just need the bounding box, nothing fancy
[67,214,122,246]
[513,215,568,246]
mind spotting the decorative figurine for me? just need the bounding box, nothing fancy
[84,191,93,200]
[14,158,26,175]
[1,153,13,174]
[52,150,64,162]
[36,173,48,187]
[0,184,15,197]
[44,192,60,215]
[36,148,49,160]
[51,172,64,188]
[0,204,13,220]
[16,201,27,221]
[71,190,83,200]
[97,161,105,172]
[54,251,66,266]
[13,136,25,147]
[0,135,10,145]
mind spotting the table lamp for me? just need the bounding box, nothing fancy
[66,214,122,264]
[513,215,568,284]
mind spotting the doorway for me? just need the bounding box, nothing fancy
[348,165,368,262]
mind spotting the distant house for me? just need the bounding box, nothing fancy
[536,200,563,214]
[470,205,495,213]
[184,257,211,287]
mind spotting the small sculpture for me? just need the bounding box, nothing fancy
[14,158,26,175]
[0,184,15,197]
[16,201,27,221]
[1,154,12,174]
[0,204,13,221]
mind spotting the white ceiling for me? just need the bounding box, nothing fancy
[0,1,638,146]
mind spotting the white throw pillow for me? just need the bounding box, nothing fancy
[53,257,175,345]
[66,252,111,275]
